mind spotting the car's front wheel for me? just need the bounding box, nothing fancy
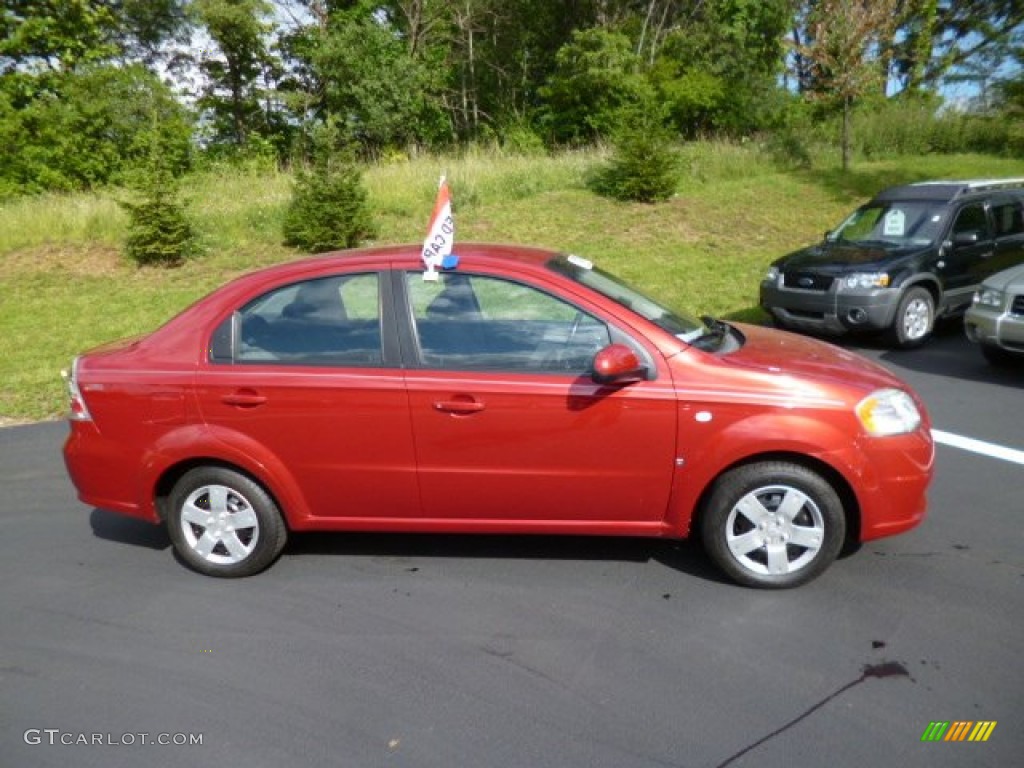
[700,462,846,589]
[890,286,935,348]
[167,467,287,577]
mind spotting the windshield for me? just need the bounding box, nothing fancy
[546,254,707,342]
[831,201,947,247]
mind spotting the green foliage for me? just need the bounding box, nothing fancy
[121,165,198,267]
[194,0,279,150]
[306,5,451,153]
[0,0,120,73]
[539,28,656,145]
[652,0,792,137]
[589,114,681,203]
[282,124,376,253]
[0,65,192,194]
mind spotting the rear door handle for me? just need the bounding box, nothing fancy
[433,398,485,415]
[221,389,267,407]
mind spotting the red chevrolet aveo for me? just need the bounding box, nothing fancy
[63,244,934,588]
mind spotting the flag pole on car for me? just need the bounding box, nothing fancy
[422,174,457,281]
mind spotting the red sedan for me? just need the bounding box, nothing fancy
[63,244,934,588]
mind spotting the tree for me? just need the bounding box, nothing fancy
[122,116,198,267]
[651,0,792,137]
[0,64,191,193]
[795,0,900,170]
[194,0,278,150]
[0,1,194,194]
[894,0,1024,94]
[311,3,451,152]
[539,27,655,145]
[589,109,680,202]
[282,120,376,252]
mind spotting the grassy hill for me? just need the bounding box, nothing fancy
[3,144,1023,423]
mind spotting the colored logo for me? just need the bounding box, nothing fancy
[921,721,997,742]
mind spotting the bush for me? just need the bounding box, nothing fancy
[589,119,680,202]
[121,166,197,267]
[282,150,376,253]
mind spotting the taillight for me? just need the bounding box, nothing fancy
[61,357,92,422]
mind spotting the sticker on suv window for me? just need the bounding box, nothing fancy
[883,209,906,236]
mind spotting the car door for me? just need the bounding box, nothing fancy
[987,195,1024,278]
[396,269,677,531]
[195,271,420,522]
[941,202,993,311]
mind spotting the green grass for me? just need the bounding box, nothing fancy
[3,145,1024,423]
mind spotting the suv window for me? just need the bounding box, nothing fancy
[992,200,1024,237]
[951,203,990,240]
[210,274,383,365]
[405,272,610,372]
[833,201,946,246]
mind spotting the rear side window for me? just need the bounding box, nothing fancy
[209,273,383,366]
[991,200,1024,237]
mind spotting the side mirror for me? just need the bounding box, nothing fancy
[592,344,647,385]
[952,231,980,247]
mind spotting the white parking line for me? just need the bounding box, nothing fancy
[932,429,1024,466]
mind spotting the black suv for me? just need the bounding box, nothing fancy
[760,179,1024,347]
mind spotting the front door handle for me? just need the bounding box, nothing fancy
[433,397,485,415]
[221,389,267,407]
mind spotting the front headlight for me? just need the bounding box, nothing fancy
[972,287,1005,308]
[842,272,890,290]
[765,265,779,282]
[856,388,921,436]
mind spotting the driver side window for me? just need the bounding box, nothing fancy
[405,272,610,372]
[952,204,990,240]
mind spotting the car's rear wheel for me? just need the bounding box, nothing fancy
[890,286,934,348]
[167,467,287,577]
[701,462,846,589]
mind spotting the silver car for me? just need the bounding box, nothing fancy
[965,263,1024,364]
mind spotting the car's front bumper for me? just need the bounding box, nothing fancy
[761,278,901,335]
[856,427,934,541]
[964,302,1024,354]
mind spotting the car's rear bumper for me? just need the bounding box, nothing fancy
[964,304,1024,354]
[63,423,159,523]
[761,280,901,335]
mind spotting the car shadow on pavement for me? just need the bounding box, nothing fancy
[89,508,171,550]
[286,532,731,584]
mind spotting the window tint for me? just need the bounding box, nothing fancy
[992,200,1024,237]
[952,204,989,238]
[405,272,610,372]
[210,274,383,366]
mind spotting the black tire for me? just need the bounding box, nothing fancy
[167,466,287,577]
[889,286,935,348]
[700,462,846,589]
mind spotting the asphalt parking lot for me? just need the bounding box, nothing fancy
[0,324,1020,768]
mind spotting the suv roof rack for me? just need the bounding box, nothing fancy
[910,178,1024,194]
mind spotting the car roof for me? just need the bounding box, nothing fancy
[224,242,562,288]
[873,178,1024,203]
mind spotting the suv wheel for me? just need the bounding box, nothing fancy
[890,286,934,348]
